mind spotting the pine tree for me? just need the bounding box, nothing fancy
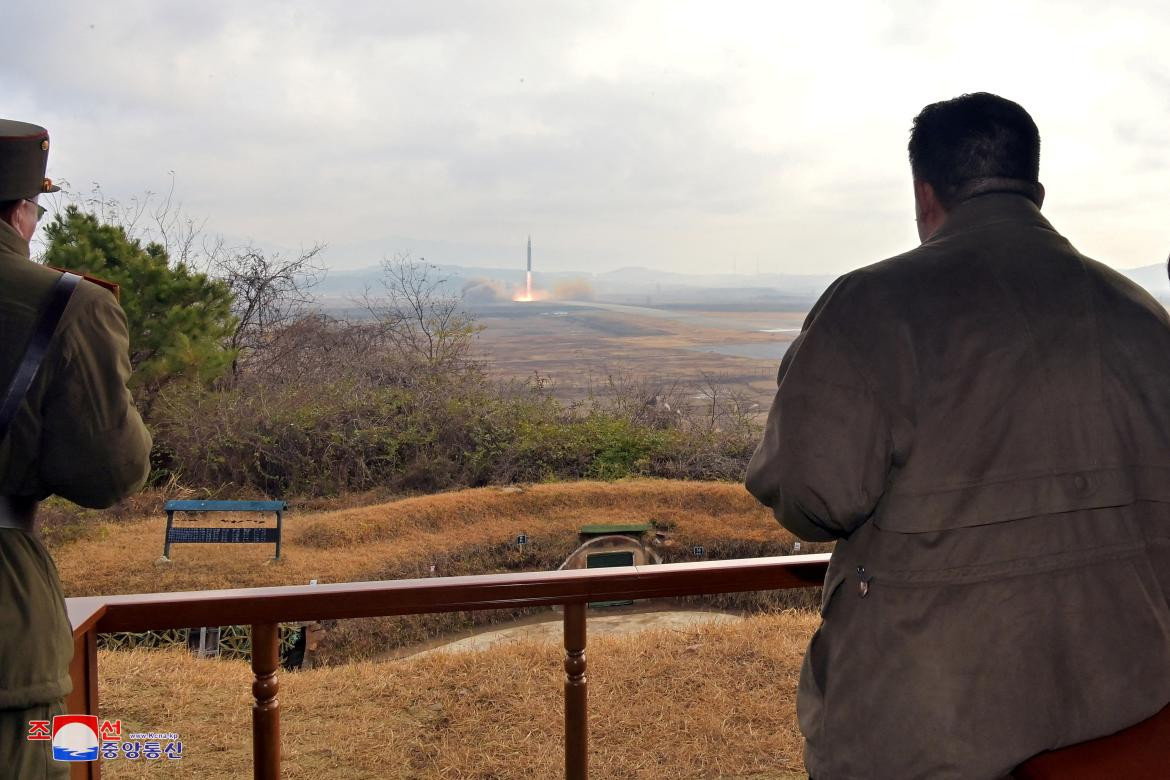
[41,206,237,409]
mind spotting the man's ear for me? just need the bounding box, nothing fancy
[1034,182,1045,208]
[914,179,940,218]
[0,201,17,229]
[913,179,946,241]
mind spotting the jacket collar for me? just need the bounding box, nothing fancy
[930,191,1053,242]
[0,218,31,261]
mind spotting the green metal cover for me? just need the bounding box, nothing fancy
[587,551,635,606]
[586,551,635,568]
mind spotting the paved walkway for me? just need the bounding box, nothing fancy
[409,610,742,658]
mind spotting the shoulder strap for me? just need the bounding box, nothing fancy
[0,271,83,443]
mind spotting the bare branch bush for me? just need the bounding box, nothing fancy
[582,365,758,436]
[359,255,483,382]
[584,367,688,429]
[143,173,207,269]
[691,371,759,437]
[47,175,210,268]
[214,242,327,379]
[230,314,384,389]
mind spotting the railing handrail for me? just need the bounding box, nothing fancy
[61,552,1168,780]
[66,553,832,637]
[64,553,832,780]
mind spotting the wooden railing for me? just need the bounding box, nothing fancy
[64,553,832,780]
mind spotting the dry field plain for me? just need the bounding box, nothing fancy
[470,302,809,411]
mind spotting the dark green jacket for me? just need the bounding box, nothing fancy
[746,193,1170,779]
[0,219,152,710]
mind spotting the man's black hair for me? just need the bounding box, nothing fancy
[0,200,22,225]
[908,92,1040,209]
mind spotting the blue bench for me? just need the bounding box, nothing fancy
[162,500,287,560]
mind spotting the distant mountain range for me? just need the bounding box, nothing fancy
[313,262,1170,307]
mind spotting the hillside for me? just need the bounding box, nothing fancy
[55,480,828,660]
[56,480,813,597]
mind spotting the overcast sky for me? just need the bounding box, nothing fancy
[3,1,1168,276]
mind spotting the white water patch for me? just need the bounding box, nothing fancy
[681,341,793,361]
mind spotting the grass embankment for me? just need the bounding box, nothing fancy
[100,611,817,780]
[54,480,828,660]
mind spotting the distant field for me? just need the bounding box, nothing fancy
[99,610,816,779]
[471,301,807,410]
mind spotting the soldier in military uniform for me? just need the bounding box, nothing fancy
[0,119,152,777]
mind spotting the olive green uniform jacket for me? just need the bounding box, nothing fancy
[746,193,1170,779]
[0,218,151,713]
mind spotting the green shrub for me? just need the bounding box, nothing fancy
[150,370,760,497]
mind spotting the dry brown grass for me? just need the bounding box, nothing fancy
[55,480,814,598]
[99,610,816,779]
[55,480,829,661]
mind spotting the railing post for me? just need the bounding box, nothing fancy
[67,627,100,780]
[251,623,280,780]
[162,509,174,559]
[274,510,283,560]
[564,602,587,780]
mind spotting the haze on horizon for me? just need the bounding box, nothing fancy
[3,1,1168,277]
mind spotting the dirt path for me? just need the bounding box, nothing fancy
[406,608,742,658]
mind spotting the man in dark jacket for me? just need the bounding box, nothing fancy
[746,93,1170,779]
[0,119,152,777]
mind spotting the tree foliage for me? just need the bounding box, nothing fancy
[41,205,237,407]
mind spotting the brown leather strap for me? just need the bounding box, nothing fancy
[0,270,81,444]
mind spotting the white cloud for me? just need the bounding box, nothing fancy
[3,0,1167,274]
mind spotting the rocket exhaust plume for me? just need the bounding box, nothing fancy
[526,270,532,300]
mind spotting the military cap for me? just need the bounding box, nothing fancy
[0,118,61,202]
